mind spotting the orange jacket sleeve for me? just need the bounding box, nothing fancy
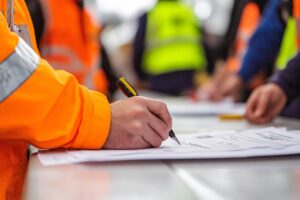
[0,13,111,150]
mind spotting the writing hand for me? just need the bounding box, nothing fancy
[103,96,172,149]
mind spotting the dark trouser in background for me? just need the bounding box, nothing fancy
[149,70,195,96]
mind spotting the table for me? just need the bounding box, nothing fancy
[22,117,300,200]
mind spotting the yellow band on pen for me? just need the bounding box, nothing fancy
[119,77,138,96]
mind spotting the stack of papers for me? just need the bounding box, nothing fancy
[38,127,300,166]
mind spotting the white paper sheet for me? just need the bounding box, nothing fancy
[38,127,300,166]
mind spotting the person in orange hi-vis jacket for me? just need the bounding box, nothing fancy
[26,0,110,95]
[0,1,172,199]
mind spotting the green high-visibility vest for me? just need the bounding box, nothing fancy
[276,18,298,70]
[142,1,207,75]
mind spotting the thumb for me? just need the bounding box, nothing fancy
[253,93,271,118]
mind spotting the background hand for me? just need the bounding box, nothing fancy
[219,74,243,101]
[197,73,243,102]
[246,83,287,124]
[196,81,223,101]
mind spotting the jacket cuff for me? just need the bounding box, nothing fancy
[270,73,294,101]
[74,88,111,149]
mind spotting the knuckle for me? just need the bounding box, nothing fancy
[133,122,144,132]
[132,106,146,118]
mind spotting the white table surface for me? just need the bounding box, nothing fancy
[23,117,300,200]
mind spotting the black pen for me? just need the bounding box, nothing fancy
[116,77,181,145]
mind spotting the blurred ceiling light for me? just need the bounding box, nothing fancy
[95,0,157,20]
[194,0,212,20]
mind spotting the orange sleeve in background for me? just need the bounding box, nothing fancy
[293,0,300,19]
[226,3,260,72]
[293,0,300,48]
[93,69,109,94]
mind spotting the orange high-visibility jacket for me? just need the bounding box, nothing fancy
[38,0,108,93]
[293,0,300,47]
[0,0,111,199]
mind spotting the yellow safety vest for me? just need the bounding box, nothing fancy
[276,18,298,70]
[276,0,300,70]
[142,1,206,75]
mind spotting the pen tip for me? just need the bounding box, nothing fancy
[174,137,181,145]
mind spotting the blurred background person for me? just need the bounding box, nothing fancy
[197,0,269,101]
[26,0,118,98]
[198,0,299,102]
[133,0,207,96]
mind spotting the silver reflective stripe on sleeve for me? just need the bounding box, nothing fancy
[0,37,40,102]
